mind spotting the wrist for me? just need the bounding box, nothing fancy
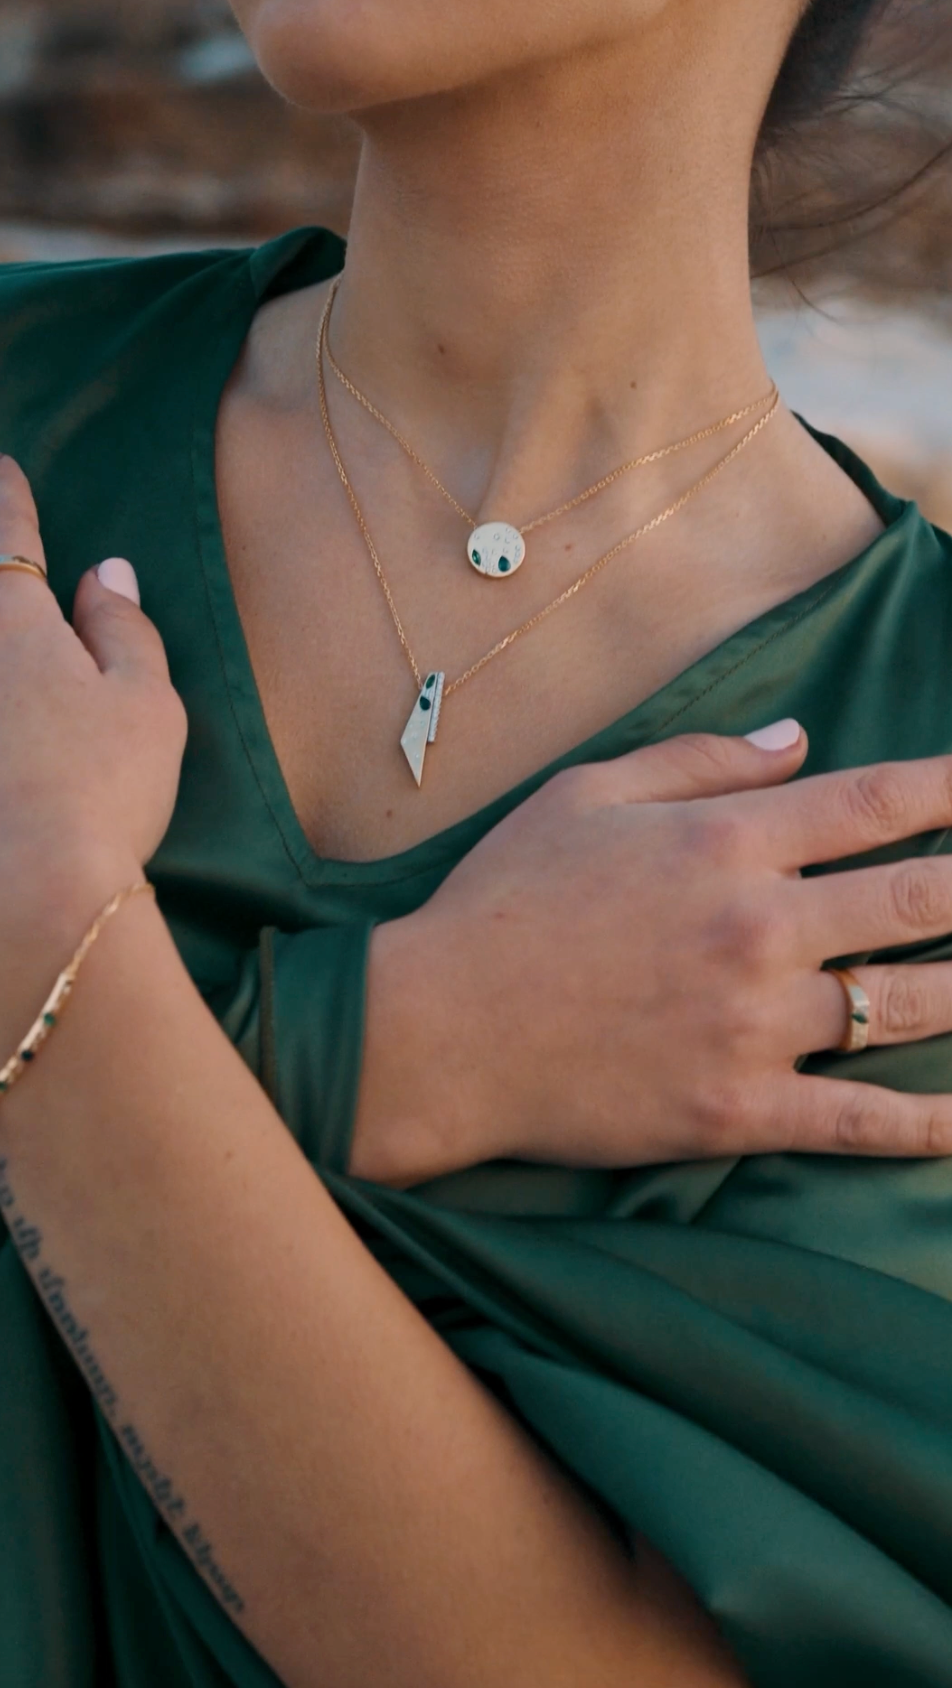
[0,831,143,921]
[0,842,147,1028]
[350,910,512,1187]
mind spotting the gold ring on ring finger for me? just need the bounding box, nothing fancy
[827,967,872,1054]
[0,555,48,584]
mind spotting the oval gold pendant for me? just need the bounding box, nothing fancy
[467,522,526,579]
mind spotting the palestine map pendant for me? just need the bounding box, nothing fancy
[400,671,445,786]
[467,521,526,579]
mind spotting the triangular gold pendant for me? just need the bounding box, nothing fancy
[400,672,445,787]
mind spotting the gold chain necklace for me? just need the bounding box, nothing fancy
[316,289,781,785]
[321,276,778,581]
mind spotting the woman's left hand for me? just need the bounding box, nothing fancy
[0,456,187,926]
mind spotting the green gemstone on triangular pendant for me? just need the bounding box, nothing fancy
[400,672,445,786]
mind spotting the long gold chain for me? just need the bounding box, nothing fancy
[316,287,781,699]
[321,275,777,536]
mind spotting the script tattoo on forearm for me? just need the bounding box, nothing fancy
[0,1155,245,1615]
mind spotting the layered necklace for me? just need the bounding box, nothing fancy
[316,280,780,785]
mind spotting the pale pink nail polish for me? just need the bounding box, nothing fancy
[96,557,140,606]
[744,719,801,751]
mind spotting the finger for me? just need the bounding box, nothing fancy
[730,755,952,871]
[768,1071,952,1158]
[579,720,806,806]
[798,855,952,961]
[0,456,47,570]
[0,456,52,613]
[795,961,952,1056]
[72,563,171,683]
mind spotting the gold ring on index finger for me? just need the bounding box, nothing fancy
[827,967,872,1054]
[0,555,48,584]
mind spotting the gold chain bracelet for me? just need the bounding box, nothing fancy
[0,881,156,1098]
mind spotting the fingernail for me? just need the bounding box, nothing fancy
[745,718,801,751]
[96,557,140,606]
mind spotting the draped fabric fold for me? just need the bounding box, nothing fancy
[3,230,952,1686]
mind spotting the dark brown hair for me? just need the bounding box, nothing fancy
[761,0,891,145]
[752,0,952,287]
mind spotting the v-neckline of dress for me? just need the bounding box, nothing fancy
[190,225,918,889]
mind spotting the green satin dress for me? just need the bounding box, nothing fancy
[3,226,952,1688]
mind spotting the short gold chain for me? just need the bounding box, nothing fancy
[316,286,781,699]
[321,275,777,534]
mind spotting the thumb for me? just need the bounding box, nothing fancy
[613,719,807,805]
[72,559,171,682]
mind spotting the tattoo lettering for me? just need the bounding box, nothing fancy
[119,1421,188,1519]
[182,1522,246,1613]
[2,1160,119,1415]
[0,1156,246,1616]
[36,1264,120,1417]
[12,1215,41,1262]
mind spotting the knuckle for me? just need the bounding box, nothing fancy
[832,1091,890,1153]
[164,687,189,745]
[668,733,735,779]
[684,806,746,867]
[545,764,604,811]
[133,676,187,744]
[718,996,774,1067]
[834,1093,952,1158]
[158,682,187,737]
[711,895,784,970]
[877,969,929,1037]
[692,1080,751,1150]
[844,766,909,839]
[889,861,951,933]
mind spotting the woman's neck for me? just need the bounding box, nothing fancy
[330,7,792,521]
[222,0,888,858]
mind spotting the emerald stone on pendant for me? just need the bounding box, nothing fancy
[467,522,526,579]
[400,672,445,786]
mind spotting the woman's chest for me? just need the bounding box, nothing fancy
[213,387,824,863]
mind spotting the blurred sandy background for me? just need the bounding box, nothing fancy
[1,0,951,524]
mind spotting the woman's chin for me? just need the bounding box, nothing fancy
[234,0,472,116]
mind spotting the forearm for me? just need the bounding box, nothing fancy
[0,874,648,1688]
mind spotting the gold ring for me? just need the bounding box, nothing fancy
[0,555,47,583]
[828,967,871,1054]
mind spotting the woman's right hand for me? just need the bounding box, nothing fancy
[353,724,952,1186]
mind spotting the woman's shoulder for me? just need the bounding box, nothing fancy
[0,243,245,323]
[791,425,952,787]
[0,228,340,486]
[0,244,252,457]
[0,244,248,335]
[803,416,952,613]
[0,243,266,616]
